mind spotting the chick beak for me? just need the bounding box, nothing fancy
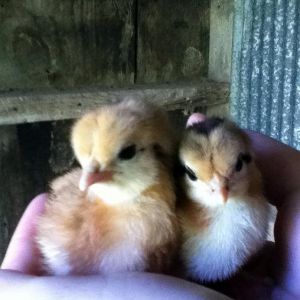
[79,169,113,191]
[221,185,229,203]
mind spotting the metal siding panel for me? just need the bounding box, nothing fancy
[230,0,244,121]
[249,0,264,132]
[260,0,275,135]
[281,0,297,144]
[293,3,300,149]
[269,0,285,140]
[238,0,254,128]
[231,0,300,149]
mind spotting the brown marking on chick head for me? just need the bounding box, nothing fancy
[180,117,253,204]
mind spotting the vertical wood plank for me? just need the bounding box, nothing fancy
[137,0,210,124]
[0,126,29,259]
[207,0,234,116]
[17,122,52,199]
[0,0,137,259]
[137,0,210,84]
[0,0,136,91]
[209,0,234,82]
[48,120,77,177]
[17,120,77,206]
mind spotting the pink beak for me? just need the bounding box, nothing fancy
[221,186,229,203]
[79,169,113,191]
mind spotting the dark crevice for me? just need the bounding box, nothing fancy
[133,0,139,84]
[17,122,52,198]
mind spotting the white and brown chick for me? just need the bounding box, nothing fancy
[37,99,178,275]
[178,114,270,282]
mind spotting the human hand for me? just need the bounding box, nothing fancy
[238,129,300,300]
[0,194,229,300]
[187,113,300,300]
[1,193,47,275]
[3,113,299,300]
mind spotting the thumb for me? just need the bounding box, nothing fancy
[1,194,47,275]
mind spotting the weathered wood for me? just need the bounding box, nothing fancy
[0,126,29,260]
[0,0,137,262]
[0,80,229,125]
[208,0,234,82]
[0,0,136,91]
[17,122,53,197]
[0,0,231,263]
[136,0,210,130]
[206,0,234,116]
[48,120,77,175]
[137,0,210,83]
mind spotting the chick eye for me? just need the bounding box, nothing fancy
[118,144,136,160]
[242,153,252,164]
[235,153,252,172]
[235,157,243,172]
[184,166,197,181]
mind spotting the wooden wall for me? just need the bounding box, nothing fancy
[137,0,209,83]
[0,0,135,90]
[0,0,231,260]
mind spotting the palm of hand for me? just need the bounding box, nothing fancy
[1,128,300,300]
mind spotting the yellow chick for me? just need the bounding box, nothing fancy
[37,99,178,275]
[178,115,270,282]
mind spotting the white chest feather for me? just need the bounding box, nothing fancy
[97,225,147,274]
[41,196,174,275]
[41,208,153,275]
[182,196,270,282]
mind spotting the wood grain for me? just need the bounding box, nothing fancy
[0,0,233,263]
[0,80,229,125]
[0,0,136,91]
[206,0,234,116]
[137,0,210,83]
[0,126,29,259]
[209,0,234,82]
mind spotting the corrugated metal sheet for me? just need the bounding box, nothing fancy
[231,0,300,149]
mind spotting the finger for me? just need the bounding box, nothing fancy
[230,272,299,300]
[273,190,300,297]
[241,241,275,278]
[246,130,300,207]
[1,193,47,275]
[216,243,274,299]
[246,132,300,297]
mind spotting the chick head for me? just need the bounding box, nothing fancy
[71,98,174,197]
[180,116,253,207]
